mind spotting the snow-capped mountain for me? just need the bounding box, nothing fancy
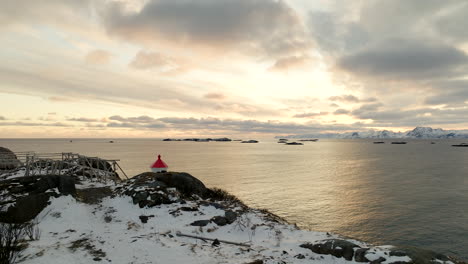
[277,127,468,139]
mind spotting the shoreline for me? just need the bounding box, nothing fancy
[1,169,466,263]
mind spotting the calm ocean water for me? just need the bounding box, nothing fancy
[1,138,467,259]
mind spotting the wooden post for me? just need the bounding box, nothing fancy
[25,155,30,177]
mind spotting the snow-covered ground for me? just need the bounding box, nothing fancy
[15,190,428,264]
[1,169,460,264]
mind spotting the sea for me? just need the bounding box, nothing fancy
[1,138,467,260]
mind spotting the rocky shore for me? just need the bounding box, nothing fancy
[0,149,465,264]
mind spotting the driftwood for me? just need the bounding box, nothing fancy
[176,231,250,247]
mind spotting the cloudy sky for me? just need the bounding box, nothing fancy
[1,0,468,137]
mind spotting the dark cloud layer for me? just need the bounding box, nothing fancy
[93,115,359,134]
[339,38,468,80]
[104,0,310,57]
[293,112,328,118]
[329,94,376,103]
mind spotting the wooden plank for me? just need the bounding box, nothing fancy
[176,232,250,247]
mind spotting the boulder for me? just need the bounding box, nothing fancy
[58,176,76,195]
[0,193,51,223]
[0,175,77,223]
[391,246,452,264]
[300,239,360,261]
[132,192,149,205]
[190,220,210,227]
[0,147,22,170]
[132,172,208,197]
[225,210,237,224]
[354,248,370,262]
[2,175,76,195]
[211,216,228,226]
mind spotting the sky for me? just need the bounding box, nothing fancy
[1,0,468,138]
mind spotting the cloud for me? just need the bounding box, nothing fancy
[269,55,313,71]
[339,38,468,80]
[109,115,157,123]
[424,79,468,106]
[333,109,350,115]
[85,50,112,65]
[0,121,71,127]
[103,0,310,57]
[67,117,100,122]
[204,93,225,100]
[129,51,175,70]
[329,94,359,103]
[351,103,384,117]
[434,2,468,43]
[329,94,376,103]
[100,115,360,134]
[0,0,92,26]
[48,96,77,102]
[293,112,328,118]
[155,116,355,134]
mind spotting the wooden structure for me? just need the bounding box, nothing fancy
[1,151,128,182]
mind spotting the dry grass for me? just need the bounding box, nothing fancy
[207,188,245,207]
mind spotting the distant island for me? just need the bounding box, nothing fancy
[163,137,232,142]
[277,127,468,139]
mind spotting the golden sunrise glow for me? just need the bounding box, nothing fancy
[1,0,468,137]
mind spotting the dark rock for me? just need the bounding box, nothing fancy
[209,202,224,209]
[147,181,167,189]
[180,206,198,211]
[212,239,220,247]
[244,260,263,264]
[147,193,172,206]
[211,216,228,226]
[75,187,113,204]
[45,175,60,189]
[224,210,237,223]
[132,172,208,197]
[139,215,149,224]
[0,146,22,170]
[58,176,76,195]
[0,193,51,223]
[190,220,210,226]
[294,254,305,259]
[331,246,344,258]
[300,239,360,261]
[389,250,407,257]
[138,200,151,208]
[370,257,386,264]
[391,246,451,264]
[132,192,148,205]
[354,248,369,262]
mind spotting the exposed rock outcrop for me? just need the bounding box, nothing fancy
[131,172,208,197]
[0,146,22,170]
[0,175,76,223]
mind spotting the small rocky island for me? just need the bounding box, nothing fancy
[0,147,465,264]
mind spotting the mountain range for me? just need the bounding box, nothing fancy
[278,127,468,139]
